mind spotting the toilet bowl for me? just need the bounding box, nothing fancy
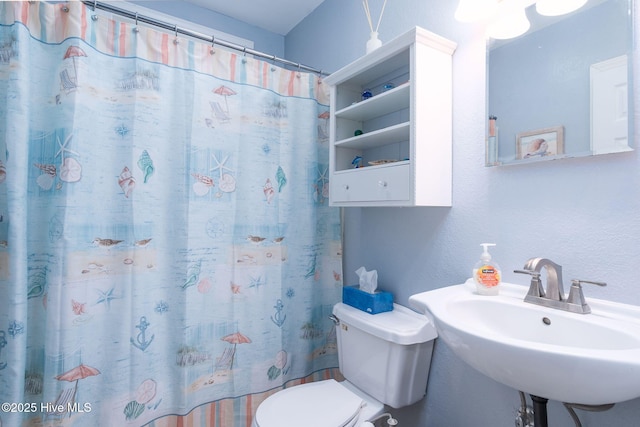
[252,302,437,427]
[251,379,383,427]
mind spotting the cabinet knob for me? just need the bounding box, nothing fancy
[378,180,387,188]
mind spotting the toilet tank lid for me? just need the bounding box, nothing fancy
[333,302,437,345]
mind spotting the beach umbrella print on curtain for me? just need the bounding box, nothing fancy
[54,363,101,407]
[213,85,237,114]
[220,331,251,369]
[56,363,100,383]
[63,45,87,84]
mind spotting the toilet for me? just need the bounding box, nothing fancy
[252,301,438,427]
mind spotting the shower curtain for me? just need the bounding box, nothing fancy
[0,2,342,426]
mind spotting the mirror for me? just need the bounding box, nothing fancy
[487,0,634,166]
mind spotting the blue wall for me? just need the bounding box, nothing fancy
[133,1,640,425]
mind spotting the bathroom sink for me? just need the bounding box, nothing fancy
[408,280,640,405]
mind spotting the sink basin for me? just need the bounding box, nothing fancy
[409,280,640,405]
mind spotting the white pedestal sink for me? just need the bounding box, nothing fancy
[409,280,640,405]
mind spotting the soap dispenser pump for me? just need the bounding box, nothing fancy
[473,243,502,295]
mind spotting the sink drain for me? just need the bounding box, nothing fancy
[542,317,551,325]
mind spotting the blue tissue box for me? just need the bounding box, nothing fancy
[342,285,393,314]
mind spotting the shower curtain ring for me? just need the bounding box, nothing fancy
[270,55,277,72]
[296,63,302,78]
[90,0,98,20]
[133,12,139,33]
[242,47,247,63]
[209,35,216,55]
[91,8,99,20]
[173,25,179,45]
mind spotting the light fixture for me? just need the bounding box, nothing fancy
[455,0,498,22]
[536,0,588,17]
[456,0,589,40]
[486,0,530,40]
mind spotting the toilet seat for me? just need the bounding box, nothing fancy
[254,379,376,427]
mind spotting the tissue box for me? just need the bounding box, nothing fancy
[342,285,393,314]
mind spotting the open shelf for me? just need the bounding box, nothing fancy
[324,27,456,207]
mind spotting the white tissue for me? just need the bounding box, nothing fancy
[355,266,378,294]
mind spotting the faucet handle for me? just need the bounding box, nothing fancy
[514,269,545,298]
[570,279,607,288]
[567,279,607,314]
[514,269,538,275]
[514,269,541,279]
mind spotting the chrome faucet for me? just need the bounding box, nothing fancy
[523,258,565,301]
[515,258,606,314]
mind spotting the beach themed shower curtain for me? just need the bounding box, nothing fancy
[0,2,342,426]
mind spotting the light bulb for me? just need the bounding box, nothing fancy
[536,0,589,16]
[455,0,499,22]
[486,1,530,40]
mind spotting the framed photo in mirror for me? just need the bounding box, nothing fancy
[516,126,564,160]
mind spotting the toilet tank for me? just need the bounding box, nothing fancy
[332,302,438,408]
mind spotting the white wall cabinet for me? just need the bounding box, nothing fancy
[324,27,456,207]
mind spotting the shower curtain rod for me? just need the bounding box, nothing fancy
[80,0,328,76]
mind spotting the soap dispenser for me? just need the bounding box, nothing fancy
[473,243,502,295]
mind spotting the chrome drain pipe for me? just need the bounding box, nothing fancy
[563,402,614,427]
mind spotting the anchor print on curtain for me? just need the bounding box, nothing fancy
[0,2,341,427]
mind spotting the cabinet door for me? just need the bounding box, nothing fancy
[331,164,410,204]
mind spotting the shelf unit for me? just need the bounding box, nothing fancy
[324,27,456,207]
